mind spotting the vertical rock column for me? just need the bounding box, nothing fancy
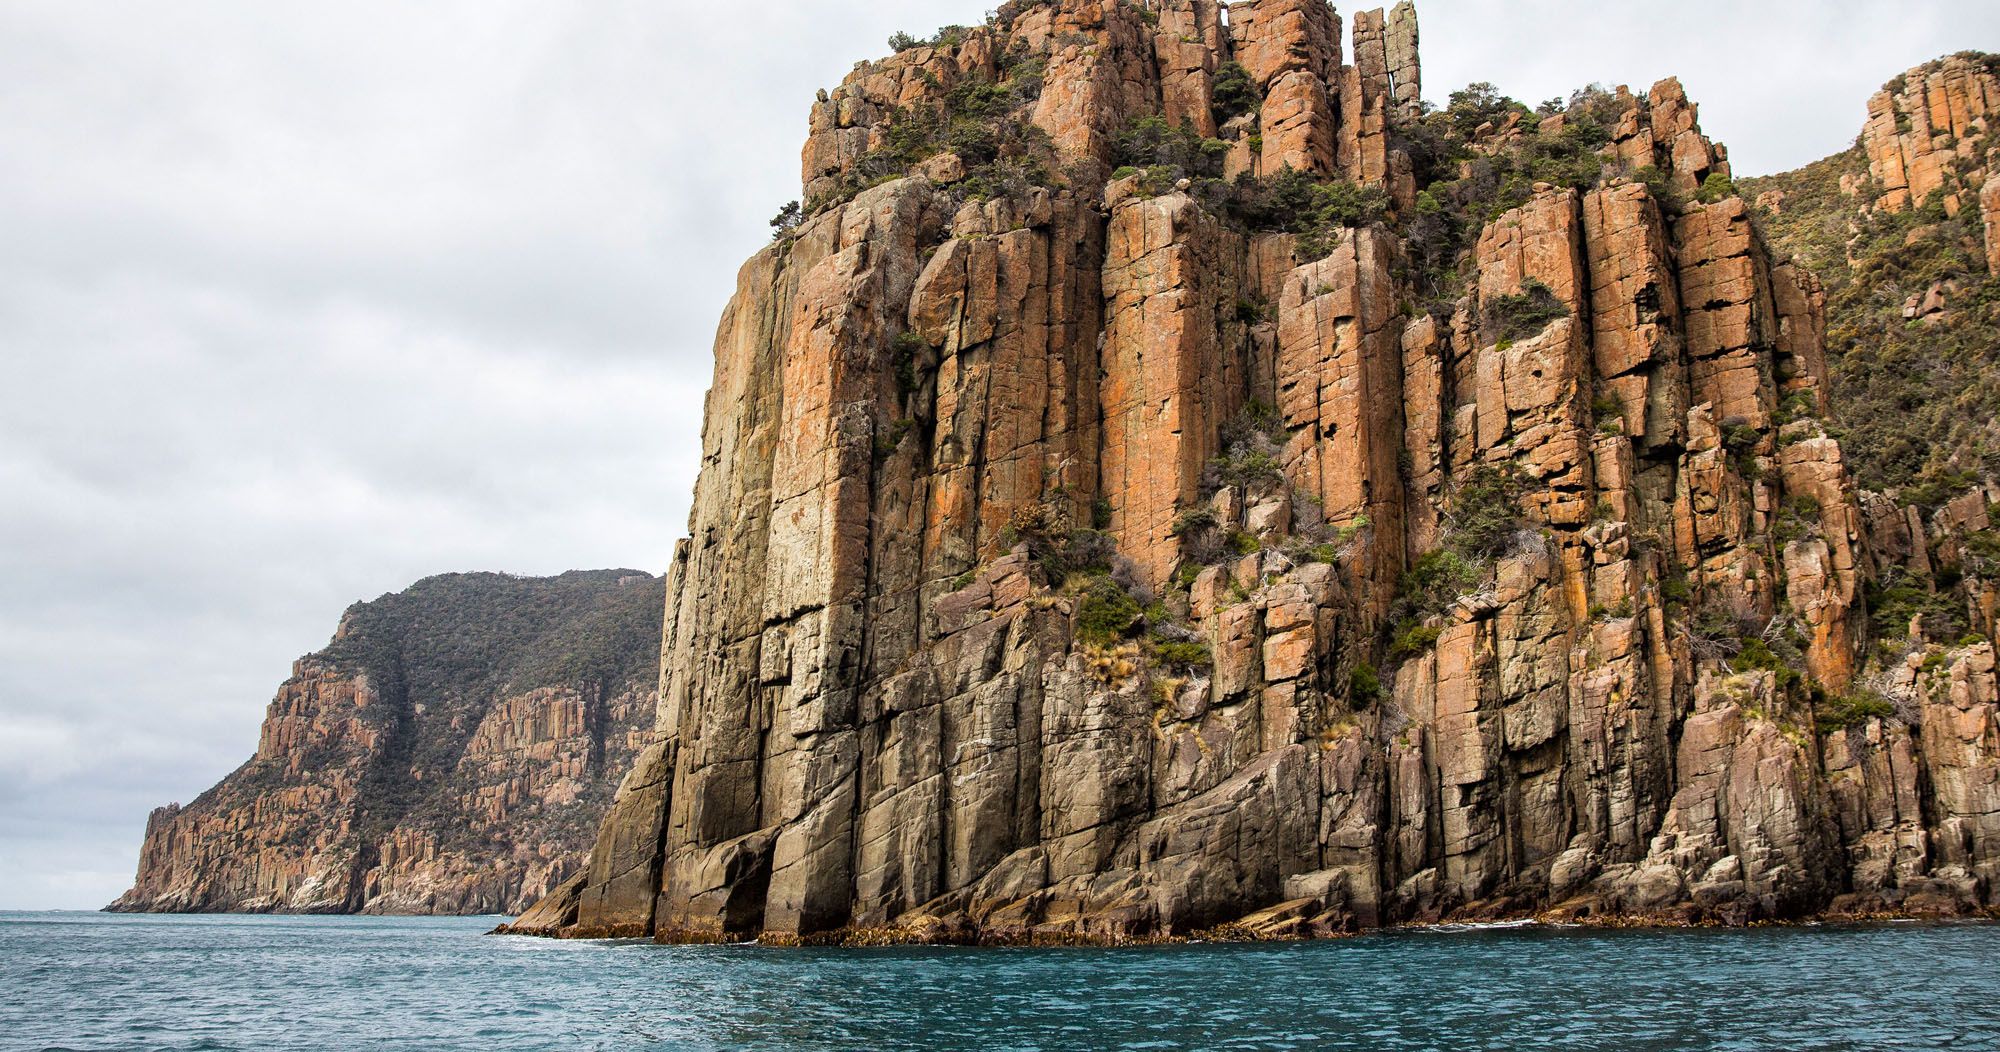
[647,222,818,940]
[1154,0,1228,135]
[1343,7,1417,207]
[1384,1,1422,120]
[1350,10,1390,106]
[1581,182,1688,457]
[1099,190,1247,590]
[909,192,1108,594]
[1673,198,1783,621]
[1230,0,1344,179]
[1029,1,1169,170]
[1569,181,1692,873]
[1275,226,1409,616]
[1467,187,1596,530]
[758,182,938,937]
[1863,56,2000,213]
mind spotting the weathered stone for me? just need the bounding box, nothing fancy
[115,572,663,917]
[1607,78,1731,196]
[1863,55,2000,213]
[1100,191,1245,589]
[495,5,2000,947]
[1983,176,2000,274]
[1276,226,1408,608]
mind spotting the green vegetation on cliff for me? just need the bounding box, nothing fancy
[1743,98,2000,500]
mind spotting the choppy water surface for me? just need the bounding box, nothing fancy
[3,911,1995,1050]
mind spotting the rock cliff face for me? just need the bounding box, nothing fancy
[1744,53,2000,612]
[505,3,2000,944]
[1862,54,2000,216]
[111,571,662,915]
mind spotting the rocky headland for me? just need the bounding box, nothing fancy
[504,0,2000,945]
[111,570,663,915]
[284,1,2000,945]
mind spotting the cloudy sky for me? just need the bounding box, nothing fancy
[2,0,1994,911]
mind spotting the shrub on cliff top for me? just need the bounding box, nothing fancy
[1400,81,1641,311]
[1112,115,1230,183]
[1742,135,2000,496]
[1695,172,1740,204]
[1228,168,1390,258]
[809,63,1057,214]
[1442,82,1530,140]
[769,200,803,240]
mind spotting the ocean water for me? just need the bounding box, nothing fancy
[3,912,1996,1051]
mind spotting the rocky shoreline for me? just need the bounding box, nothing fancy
[496,903,2000,949]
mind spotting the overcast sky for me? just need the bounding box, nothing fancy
[2,0,1994,912]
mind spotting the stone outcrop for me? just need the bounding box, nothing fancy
[1853,51,2000,281]
[1748,51,2000,551]
[1351,1,1420,121]
[1982,174,2000,274]
[1862,54,2000,215]
[805,0,1415,205]
[1603,78,1732,197]
[111,571,662,915]
[504,5,2000,945]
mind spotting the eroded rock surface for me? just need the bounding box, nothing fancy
[112,572,662,915]
[504,4,2000,943]
[1863,54,2000,215]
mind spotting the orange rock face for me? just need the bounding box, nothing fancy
[1606,78,1732,196]
[1864,55,2000,214]
[112,572,662,915]
[1100,189,1246,587]
[505,4,2000,945]
[1983,175,2000,273]
[1276,227,1407,609]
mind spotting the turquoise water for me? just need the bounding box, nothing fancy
[3,912,1996,1050]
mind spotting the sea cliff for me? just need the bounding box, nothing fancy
[483,1,2000,943]
[112,570,662,915]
